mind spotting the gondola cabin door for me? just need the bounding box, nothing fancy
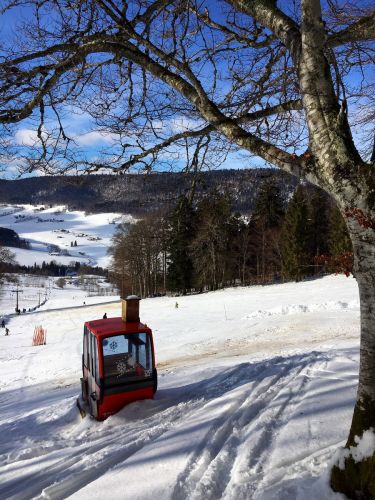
[82,326,101,419]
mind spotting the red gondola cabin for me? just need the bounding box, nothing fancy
[80,296,157,420]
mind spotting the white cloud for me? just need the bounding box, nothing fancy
[170,116,204,133]
[15,124,117,149]
[150,119,164,132]
[14,128,44,146]
[74,130,117,147]
[63,108,93,128]
[0,155,29,179]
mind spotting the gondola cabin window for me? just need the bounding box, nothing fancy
[102,333,152,385]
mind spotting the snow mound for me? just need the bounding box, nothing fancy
[243,300,359,319]
[335,428,375,469]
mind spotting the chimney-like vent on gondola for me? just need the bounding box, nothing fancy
[122,295,140,322]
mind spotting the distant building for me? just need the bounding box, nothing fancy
[66,269,78,277]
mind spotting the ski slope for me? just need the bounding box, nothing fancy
[0,275,359,499]
[0,204,136,268]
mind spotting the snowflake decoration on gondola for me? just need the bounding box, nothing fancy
[116,360,128,376]
[116,355,137,377]
[109,341,118,351]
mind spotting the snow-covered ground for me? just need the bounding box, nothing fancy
[0,204,135,267]
[0,274,359,499]
[0,274,118,316]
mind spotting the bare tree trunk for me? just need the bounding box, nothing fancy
[331,221,375,498]
[261,230,265,282]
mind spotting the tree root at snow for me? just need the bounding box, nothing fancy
[331,396,375,499]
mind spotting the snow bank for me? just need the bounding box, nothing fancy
[335,428,375,469]
[243,300,359,319]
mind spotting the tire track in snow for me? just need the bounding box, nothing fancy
[0,353,330,500]
[172,353,324,500]
[240,369,312,498]
[226,355,330,499]
[2,401,192,500]
[0,363,270,500]
[42,363,277,499]
[171,362,285,500]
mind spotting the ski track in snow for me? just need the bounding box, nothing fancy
[0,349,353,500]
[171,353,322,500]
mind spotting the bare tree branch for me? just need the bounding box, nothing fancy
[224,0,301,61]
[328,10,375,47]
[85,98,304,172]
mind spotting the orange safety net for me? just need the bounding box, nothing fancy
[32,326,47,346]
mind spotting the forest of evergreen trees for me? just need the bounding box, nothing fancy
[109,182,353,297]
[0,228,30,249]
[0,169,297,215]
[2,260,109,278]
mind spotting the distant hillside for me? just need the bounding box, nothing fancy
[0,169,299,214]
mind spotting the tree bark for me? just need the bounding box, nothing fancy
[331,219,375,498]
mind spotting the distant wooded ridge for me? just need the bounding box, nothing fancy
[0,169,299,214]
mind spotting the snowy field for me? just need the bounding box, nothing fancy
[0,274,118,317]
[0,204,135,268]
[0,274,359,499]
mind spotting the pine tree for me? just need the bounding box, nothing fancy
[309,188,331,274]
[166,196,195,294]
[251,181,285,282]
[190,190,233,291]
[252,180,285,228]
[281,185,312,281]
[233,217,253,285]
[329,205,352,256]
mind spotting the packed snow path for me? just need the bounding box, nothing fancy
[0,275,359,499]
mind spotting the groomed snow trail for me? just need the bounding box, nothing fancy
[0,349,356,500]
